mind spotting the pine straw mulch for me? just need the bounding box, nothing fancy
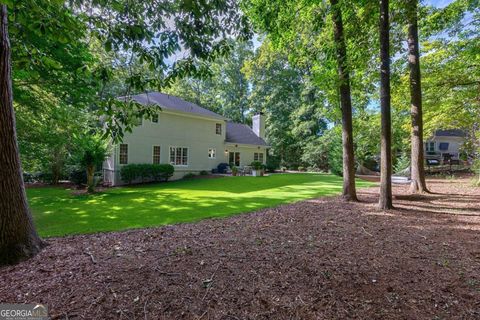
[1,177,480,319]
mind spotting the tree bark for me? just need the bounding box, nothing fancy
[51,147,64,185]
[86,165,95,193]
[0,5,45,265]
[330,0,358,201]
[378,0,393,209]
[407,0,429,193]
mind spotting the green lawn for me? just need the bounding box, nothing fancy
[27,173,374,237]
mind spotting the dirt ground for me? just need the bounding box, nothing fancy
[1,177,479,319]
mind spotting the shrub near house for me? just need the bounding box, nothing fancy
[120,164,174,184]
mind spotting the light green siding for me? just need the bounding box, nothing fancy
[105,110,268,185]
[225,144,267,167]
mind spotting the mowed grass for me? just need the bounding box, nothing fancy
[27,173,374,237]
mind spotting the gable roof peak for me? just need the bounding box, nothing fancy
[123,91,226,120]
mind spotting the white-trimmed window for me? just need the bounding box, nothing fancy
[119,144,128,164]
[153,146,161,164]
[254,152,264,163]
[152,114,159,123]
[170,146,188,166]
[216,123,222,135]
[208,148,216,159]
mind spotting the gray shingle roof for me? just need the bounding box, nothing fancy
[435,129,466,137]
[123,92,226,120]
[226,122,268,146]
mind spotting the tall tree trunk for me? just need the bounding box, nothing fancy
[378,0,393,209]
[0,5,44,265]
[86,165,95,193]
[476,87,480,185]
[330,0,358,201]
[51,147,64,185]
[407,0,429,193]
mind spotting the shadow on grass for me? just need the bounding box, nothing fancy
[27,173,374,237]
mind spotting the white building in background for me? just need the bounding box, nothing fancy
[424,129,466,163]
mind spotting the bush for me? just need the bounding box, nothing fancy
[23,172,34,183]
[137,164,153,182]
[120,164,137,184]
[151,164,174,181]
[324,129,343,177]
[394,152,410,174]
[266,155,280,172]
[72,133,110,192]
[36,172,53,184]
[69,169,87,186]
[301,139,329,172]
[297,166,306,172]
[231,166,238,176]
[199,170,209,176]
[250,161,263,170]
[183,172,196,179]
[120,164,174,184]
[217,163,229,174]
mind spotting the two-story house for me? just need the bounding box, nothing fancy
[103,92,268,186]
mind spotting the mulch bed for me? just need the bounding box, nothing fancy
[1,178,479,319]
[25,182,76,189]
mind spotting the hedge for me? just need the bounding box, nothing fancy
[69,169,87,186]
[120,164,174,184]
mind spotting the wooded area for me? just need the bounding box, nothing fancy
[0,0,479,278]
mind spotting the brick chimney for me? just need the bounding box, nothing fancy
[252,113,265,139]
